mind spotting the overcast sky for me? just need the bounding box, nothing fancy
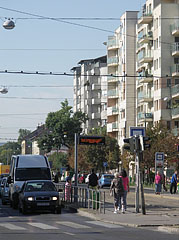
[0,0,145,143]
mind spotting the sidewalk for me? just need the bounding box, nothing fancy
[71,191,179,234]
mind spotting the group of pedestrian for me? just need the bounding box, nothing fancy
[154,170,178,195]
[110,169,129,214]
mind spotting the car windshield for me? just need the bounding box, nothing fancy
[15,168,51,181]
[104,175,114,179]
[25,182,56,192]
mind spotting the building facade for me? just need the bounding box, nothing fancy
[107,11,138,149]
[136,0,179,135]
[72,56,107,134]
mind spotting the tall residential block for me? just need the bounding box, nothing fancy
[72,56,107,133]
[107,11,138,149]
[136,0,179,135]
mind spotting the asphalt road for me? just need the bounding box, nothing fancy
[0,199,178,240]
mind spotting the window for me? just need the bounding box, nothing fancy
[167,121,171,130]
[174,121,179,128]
[174,58,179,64]
[167,79,171,87]
[175,79,179,85]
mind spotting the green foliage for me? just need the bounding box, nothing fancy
[48,152,68,170]
[0,142,21,164]
[18,129,31,144]
[38,99,88,152]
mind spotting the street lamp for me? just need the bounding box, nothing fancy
[2,18,15,30]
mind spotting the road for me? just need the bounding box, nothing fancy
[0,199,178,240]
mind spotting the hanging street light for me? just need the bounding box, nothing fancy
[3,18,15,30]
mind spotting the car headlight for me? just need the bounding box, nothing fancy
[52,196,58,201]
[27,197,34,201]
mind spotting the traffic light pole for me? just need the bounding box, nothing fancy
[74,133,78,203]
[135,154,140,213]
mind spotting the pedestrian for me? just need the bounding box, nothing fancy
[121,169,129,211]
[54,172,59,183]
[154,171,162,194]
[88,169,98,189]
[65,176,71,202]
[170,170,178,194]
[110,172,125,214]
[162,173,167,192]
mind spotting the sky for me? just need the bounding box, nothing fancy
[0,0,145,143]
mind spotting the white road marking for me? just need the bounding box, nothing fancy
[85,221,123,228]
[63,232,75,235]
[56,221,91,229]
[28,222,59,230]
[0,223,26,230]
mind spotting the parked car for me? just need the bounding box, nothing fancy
[98,174,114,188]
[1,177,9,205]
[0,174,9,197]
[18,180,61,214]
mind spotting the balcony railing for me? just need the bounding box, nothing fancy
[108,89,118,98]
[138,12,153,25]
[138,32,153,44]
[107,76,118,83]
[170,22,179,36]
[107,106,118,116]
[112,122,118,130]
[138,51,153,63]
[107,56,119,65]
[171,42,179,56]
[138,112,153,121]
[171,84,179,96]
[171,64,179,76]
[108,36,119,49]
[171,107,179,117]
[138,92,153,102]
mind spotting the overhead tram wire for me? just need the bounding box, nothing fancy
[0,6,176,46]
[0,69,175,79]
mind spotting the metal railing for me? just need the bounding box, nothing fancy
[55,183,106,214]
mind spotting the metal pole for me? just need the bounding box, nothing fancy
[135,154,140,213]
[74,133,78,203]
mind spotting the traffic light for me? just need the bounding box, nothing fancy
[140,136,151,150]
[123,137,135,153]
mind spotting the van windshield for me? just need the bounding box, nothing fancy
[15,168,51,181]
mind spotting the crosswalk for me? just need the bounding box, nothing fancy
[0,220,122,231]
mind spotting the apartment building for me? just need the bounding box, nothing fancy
[72,56,107,134]
[107,11,138,149]
[136,0,179,135]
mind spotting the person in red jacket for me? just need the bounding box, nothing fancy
[154,171,162,195]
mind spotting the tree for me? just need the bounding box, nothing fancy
[0,142,21,165]
[18,129,31,144]
[48,152,68,170]
[38,99,88,152]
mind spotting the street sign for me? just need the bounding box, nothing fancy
[155,152,164,174]
[78,136,105,145]
[103,162,108,167]
[129,127,145,137]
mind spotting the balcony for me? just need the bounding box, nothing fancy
[107,56,119,66]
[137,71,153,84]
[171,42,179,57]
[108,36,119,50]
[138,112,153,122]
[170,22,179,36]
[138,51,153,64]
[107,122,118,132]
[171,64,179,77]
[92,98,101,105]
[138,32,153,44]
[171,107,179,119]
[107,106,119,116]
[91,112,101,119]
[107,76,118,83]
[138,12,153,25]
[92,83,100,91]
[171,84,179,97]
[138,92,153,103]
[107,89,119,98]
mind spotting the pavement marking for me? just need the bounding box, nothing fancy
[85,221,123,228]
[56,221,91,229]
[28,222,59,230]
[0,223,26,230]
[63,232,75,235]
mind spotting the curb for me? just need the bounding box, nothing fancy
[158,226,179,234]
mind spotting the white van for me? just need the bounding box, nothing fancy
[8,155,52,209]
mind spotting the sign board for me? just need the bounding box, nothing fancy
[155,152,164,174]
[103,162,108,167]
[78,136,105,145]
[129,127,145,137]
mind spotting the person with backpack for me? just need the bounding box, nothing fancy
[110,172,125,214]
